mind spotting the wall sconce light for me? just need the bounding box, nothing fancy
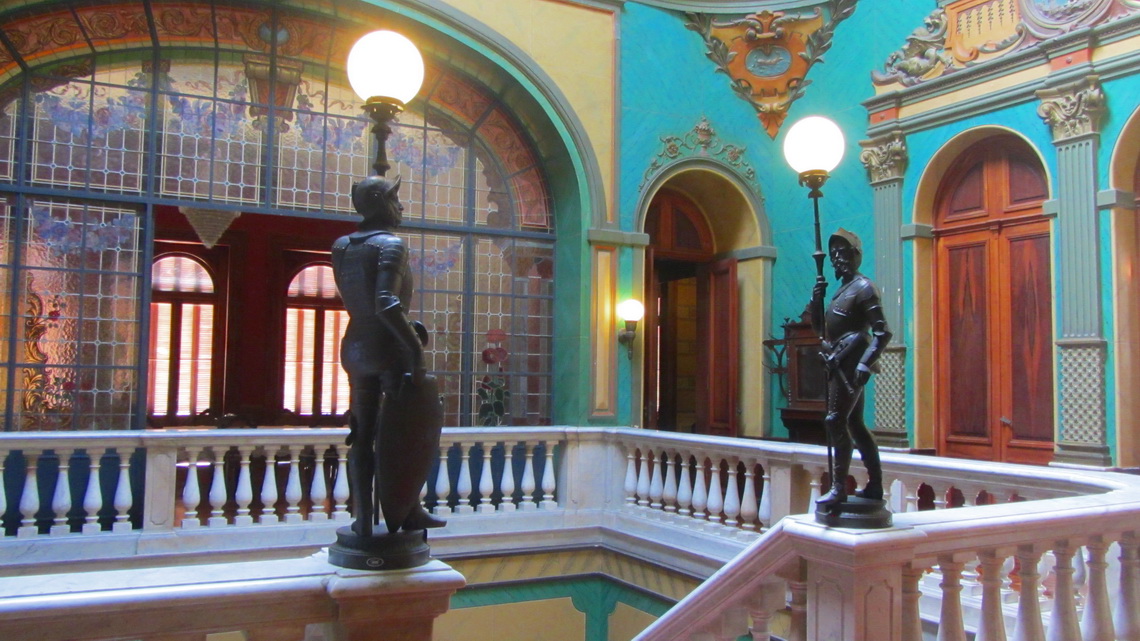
[346,30,425,176]
[782,115,845,285]
[617,299,644,358]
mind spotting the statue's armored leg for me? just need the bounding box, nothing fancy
[348,377,381,538]
[817,379,853,508]
[849,395,884,500]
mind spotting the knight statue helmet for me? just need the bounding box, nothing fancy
[351,175,403,226]
[828,228,863,272]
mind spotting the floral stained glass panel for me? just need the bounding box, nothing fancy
[0,98,18,183]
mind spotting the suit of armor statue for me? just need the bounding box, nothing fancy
[331,175,445,538]
[810,229,893,507]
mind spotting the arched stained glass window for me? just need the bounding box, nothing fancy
[0,0,556,429]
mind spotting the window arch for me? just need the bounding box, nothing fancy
[148,254,218,424]
[0,0,557,429]
[282,263,349,420]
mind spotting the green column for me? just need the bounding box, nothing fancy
[1036,74,1111,466]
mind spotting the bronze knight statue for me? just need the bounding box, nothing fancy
[810,229,892,511]
[329,175,445,569]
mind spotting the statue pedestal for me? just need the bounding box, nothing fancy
[327,558,467,641]
[328,527,431,570]
[814,496,893,529]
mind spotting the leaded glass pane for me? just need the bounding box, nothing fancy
[31,80,93,188]
[275,80,370,212]
[153,255,214,293]
[0,98,18,182]
[13,200,141,431]
[160,64,262,203]
[418,128,467,225]
[0,197,10,416]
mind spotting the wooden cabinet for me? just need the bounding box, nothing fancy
[766,310,827,445]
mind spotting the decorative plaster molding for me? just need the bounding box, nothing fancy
[900,224,933,240]
[1058,341,1107,448]
[684,0,856,138]
[871,9,953,88]
[638,116,756,192]
[587,228,651,247]
[873,348,908,441]
[1036,75,1106,141]
[858,132,908,184]
[640,0,825,11]
[1096,188,1136,210]
[716,245,778,262]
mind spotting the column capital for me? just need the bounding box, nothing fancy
[1036,75,1106,142]
[859,131,908,184]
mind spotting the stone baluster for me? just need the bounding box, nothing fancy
[332,446,350,522]
[746,581,786,641]
[233,446,255,526]
[1080,537,1114,641]
[1013,546,1046,641]
[283,446,304,523]
[540,442,557,509]
[806,465,822,511]
[478,444,495,514]
[261,450,280,524]
[723,458,740,528]
[636,447,651,508]
[938,557,968,641]
[661,450,678,513]
[757,462,772,530]
[499,442,517,512]
[740,459,759,531]
[434,443,453,516]
[309,447,328,522]
[0,452,6,536]
[207,448,228,527]
[706,458,725,524]
[112,448,134,533]
[931,483,949,510]
[959,486,980,507]
[1116,533,1140,641]
[18,450,40,537]
[903,478,920,512]
[902,564,925,641]
[520,443,537,511]
[691,456,708,522]
[976,551,1009,641]
[50,449,73,536]
[709,605,748,641]
[649,448,664,511]
[623,446,638,506]
[455,442,474,514]
[787,578,808,641]
[676,454,693,517]
[181,449,202,528]
[1048,542,1080,641]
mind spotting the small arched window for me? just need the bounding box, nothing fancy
[148,254,217,422]
[283,264,349,418]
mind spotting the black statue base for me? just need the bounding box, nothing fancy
[814,496,893,529]
[328,526,431,571]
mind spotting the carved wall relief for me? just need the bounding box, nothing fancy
[686,0,857,138]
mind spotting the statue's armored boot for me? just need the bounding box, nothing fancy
[816,448,851,508]
[855,446,884,501]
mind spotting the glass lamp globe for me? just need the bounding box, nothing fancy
[782,116,845,174]
[617,299,645,323]
[347,30,425,105]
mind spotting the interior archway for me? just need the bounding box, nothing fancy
[1107,105,1140,467]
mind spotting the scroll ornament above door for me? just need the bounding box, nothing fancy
[684,0,856,139]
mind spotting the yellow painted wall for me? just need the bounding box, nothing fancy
[434,597,585,641]
[439,0,617,224]
[608,602,658,641]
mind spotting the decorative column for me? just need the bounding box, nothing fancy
[1036,74,1110,466]
[859,131,909,448]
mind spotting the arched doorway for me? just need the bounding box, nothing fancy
[643,188,738,436]
[934,135,1054,464]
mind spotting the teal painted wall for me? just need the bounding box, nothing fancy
[449,576,673,641]
[617,1,937,435]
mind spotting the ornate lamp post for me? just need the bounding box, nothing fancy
[346,30,425,176]
[782,115,845,292]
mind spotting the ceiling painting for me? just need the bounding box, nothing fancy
[685,0,857,139]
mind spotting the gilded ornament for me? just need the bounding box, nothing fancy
[639,117,756,192]
[1036,76,1105,141]
[859,133,908,184]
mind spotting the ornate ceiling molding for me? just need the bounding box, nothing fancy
[685,0,856,139]
[638,116,756,192]
[859,132,908,184]
[1036,74,1106,141]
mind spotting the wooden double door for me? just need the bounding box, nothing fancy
[935,138,1054,464]
[643,189,738,437]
